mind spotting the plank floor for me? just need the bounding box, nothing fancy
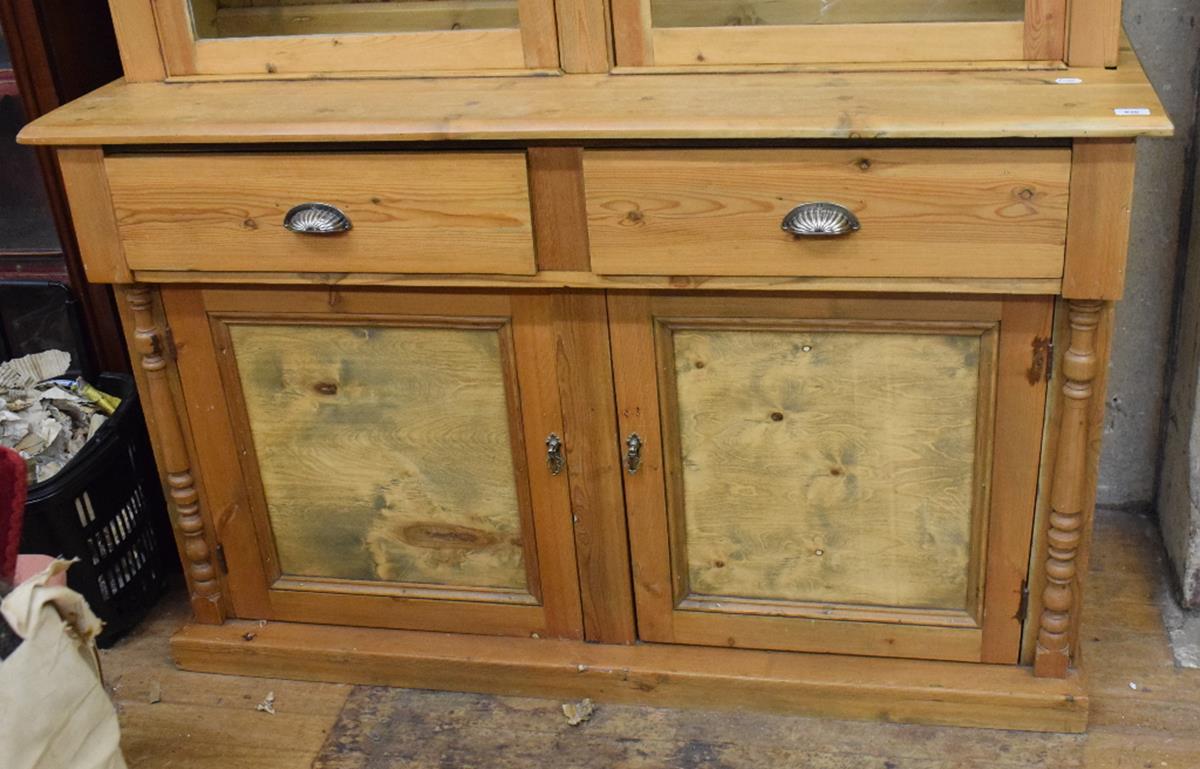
[100,508,1200,768]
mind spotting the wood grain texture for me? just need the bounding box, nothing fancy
[153,0,548,75]
[668,324,987,611]
[1023,0,1067,59]
[610,293,1045,662]
[554,0,611,72]
[170,615,1088,732]
[649,21,1024,66]
[1035,299,1101,677]
[547,291,637,643]
[132,269,1064,295]
[107,0,167,81]
[224,321,531,592]
[18,44,1171,145]
[527,147,591,272]
[104,152,536,275]
[649,0,1024,27]
[125,286,227,624]
[979,296,1054,663]
[1063,139,1136,300]
[1065,0,1120,67]
[162,287,583,639]
[55,147,131,283]
[160,286,276,620]
[585,148,1071,279]
[204,0,521,37]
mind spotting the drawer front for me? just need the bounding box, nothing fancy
[585,149,1070,279]
[105,152,536,275]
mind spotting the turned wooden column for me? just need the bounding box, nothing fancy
[125,286,226,624]
[1034,299,1103,677]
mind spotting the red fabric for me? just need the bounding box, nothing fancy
[0,446,27,584]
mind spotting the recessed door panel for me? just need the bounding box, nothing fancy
[672,325,986,612]
[228,322,531,594]
[611,293,1051,663]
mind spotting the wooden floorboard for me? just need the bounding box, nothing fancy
[100,508,1200,768]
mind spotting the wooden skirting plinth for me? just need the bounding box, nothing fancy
[171,620,1087,733]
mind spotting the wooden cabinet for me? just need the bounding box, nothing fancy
[145,0,560,75]
[611,0,1060,67]
[20,0,1170,735]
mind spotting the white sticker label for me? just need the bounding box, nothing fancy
[1114,108,1151,116]
[1055,77,1083,84]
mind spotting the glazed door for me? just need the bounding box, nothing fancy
[153,0,559,76]
[610,293,1053,663]
[610,0,1064,66]
[163,287,583,640]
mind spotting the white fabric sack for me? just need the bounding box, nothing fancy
[0,559,127,769]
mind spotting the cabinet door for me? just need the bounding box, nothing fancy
[152,0,559,76]
[610,293,1052,663]
[611,0,1064,67]
[163,287,583,640]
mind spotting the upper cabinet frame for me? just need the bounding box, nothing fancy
[111,0,561,79]
[107,0,1121,81]
[611,0,1066,68]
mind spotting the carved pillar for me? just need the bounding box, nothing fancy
[125,286,226,624]
[1034,300,1103,677]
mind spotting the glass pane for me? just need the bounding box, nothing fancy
[190,0,519,39]
[670,327,981,611]
[230,322,529,591]
[651,0,1023,28]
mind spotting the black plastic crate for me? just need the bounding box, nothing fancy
[18,373,172,647]
[0,280,92,379]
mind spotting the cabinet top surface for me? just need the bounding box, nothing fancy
[21,44,1169,146]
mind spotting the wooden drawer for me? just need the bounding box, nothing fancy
[105,152,536,275]
[584,148,1071,279]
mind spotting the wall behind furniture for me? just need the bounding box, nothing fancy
[1098,2,1200,512]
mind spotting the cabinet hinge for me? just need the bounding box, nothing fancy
[1029,337,1053,384]
[1016,579,1030,622]
[215,543,229,574]
[163,327,179,362]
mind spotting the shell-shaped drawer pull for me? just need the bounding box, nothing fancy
[283,202,352,234]
[781,202,860,237]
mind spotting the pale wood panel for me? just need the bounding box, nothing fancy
[1063,139,1136,300]
[164,287,583,638]
[585,148,1071,279]
[545,292,636,643]
[204,0,520,37]
[649,0,1024,28]
[1066,0,1120,66]
[526,147,592,272]
[107,1,167,81]
[226,321,530,592]
[160,286,277,620]
[668,608,984,661]
[668,324,986,610]
[55,147,131,283]
[104,152,536,276]
[18,44,1171,145]
[554,0,611,72]
[171,615,1088,732]
[977,296,1054,663]
[610,293,1025,661]
[134,269,1065,294]
[1023,0,1066,59]
[649,21,1023,66]
[189,26,527,73]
